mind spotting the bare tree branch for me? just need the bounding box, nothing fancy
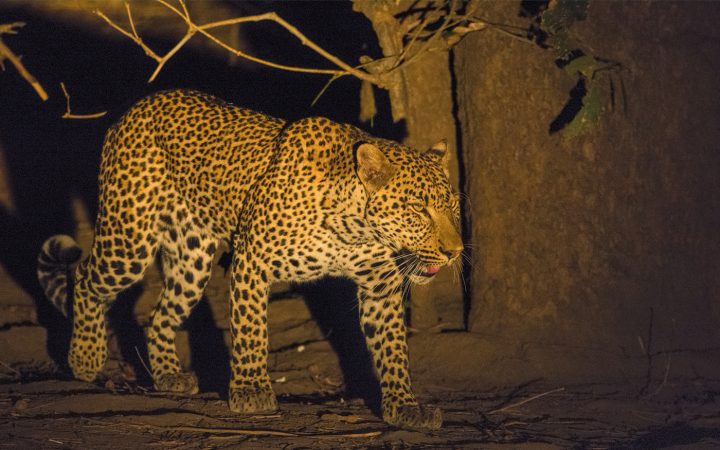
[96,0,380,85]
[0,22,48,101]
[60,82,107,119]
[93,0,489,121]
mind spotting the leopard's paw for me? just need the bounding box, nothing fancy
[154,372,199,395]
[384,404,443,431]
[228,385,278,414]
[68,341,106,383]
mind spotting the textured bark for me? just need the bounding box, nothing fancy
[456,1,720,356]
[402,50,464,330]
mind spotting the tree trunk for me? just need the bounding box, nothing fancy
[455,1,720,361]
[403,50,463,331]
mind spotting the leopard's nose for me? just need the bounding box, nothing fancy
[440,245,462,261]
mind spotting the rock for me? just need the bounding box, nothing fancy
[0,326,50,364]
[0,305,37,328]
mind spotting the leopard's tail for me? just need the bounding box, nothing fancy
[37,235,83,318]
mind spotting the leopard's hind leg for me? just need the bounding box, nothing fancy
[148,204,217,394]
[69,218,160,382]
[68,124,165,383]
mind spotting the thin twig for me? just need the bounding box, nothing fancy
[134,346,153,380]
[649,352,672,397]
[465,16,535,44]
[148,30,195,82]
[488,387,566,414]
[0,360,20,376]
[125,3,142,46]
[179,0,190,19]
[311,74,342,107]
[95,8,160,62]
[60,82,107,119]
[638,307,654,396]
[117,421,382,439]
[393,2,447,69]
[397,0,458,70]
[0,22,48,101]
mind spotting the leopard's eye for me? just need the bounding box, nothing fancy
[409,202,426,214]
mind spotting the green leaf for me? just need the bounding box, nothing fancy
[563,54,597,77]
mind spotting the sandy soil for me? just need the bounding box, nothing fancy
[2,342,720,449]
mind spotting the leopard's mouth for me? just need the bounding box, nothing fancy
[394,249,445,284]
[419,265,442,278]
[409,263,444,285]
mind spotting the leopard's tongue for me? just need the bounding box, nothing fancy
[424,266,441,275]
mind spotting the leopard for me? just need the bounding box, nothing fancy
[37,89,463,431]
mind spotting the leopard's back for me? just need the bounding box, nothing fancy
[102,89,287,236]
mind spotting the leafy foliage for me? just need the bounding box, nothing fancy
[531,0,624,137]
[541,0,588,34]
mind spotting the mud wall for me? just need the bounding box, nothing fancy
[457,1,720,365]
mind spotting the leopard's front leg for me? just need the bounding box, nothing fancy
[358,281,442,431]
[227,250,278,414]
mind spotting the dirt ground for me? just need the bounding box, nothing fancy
[2,334,720,449]
[2,286,719,449]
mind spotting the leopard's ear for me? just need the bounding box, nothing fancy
[355,143,394,194]
[424,139,449,175]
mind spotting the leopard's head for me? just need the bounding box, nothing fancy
[356,140,463,285]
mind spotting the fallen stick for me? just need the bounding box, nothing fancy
[488,387,566,415]
[0,359,20,375]
[115,421,383,439]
